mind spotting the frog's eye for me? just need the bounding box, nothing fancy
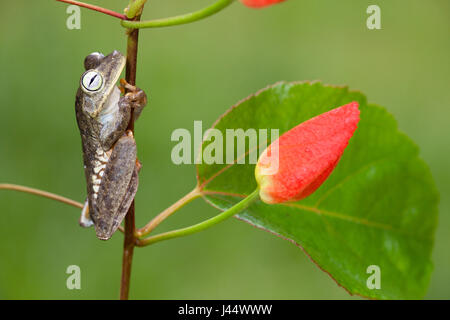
[81,70,103,92]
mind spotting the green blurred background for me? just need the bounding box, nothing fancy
[0,0,448,299]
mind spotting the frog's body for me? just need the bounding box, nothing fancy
[75,51,147,240]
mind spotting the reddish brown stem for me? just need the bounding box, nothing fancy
[119,8,142,301]
[56,0,127,20]
[0,184,83,209]
[120,201,135,300]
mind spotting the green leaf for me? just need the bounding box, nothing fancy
[196,82,439,299]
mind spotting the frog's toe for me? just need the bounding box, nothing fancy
[79,199,94,228]
[120,78,137,92]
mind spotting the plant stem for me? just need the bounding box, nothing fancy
[136,186,202,238]
[0,183,124,233]
[121,0,235,29]
[119,1,144,300]
[136,188,260,247]
[56,0,127,20]
[0,183,83,209]
[121,201,135,300]
[126,0,147,19]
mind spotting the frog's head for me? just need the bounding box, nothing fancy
[78,50,125,118]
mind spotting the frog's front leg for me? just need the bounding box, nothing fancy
[120,79,148,122]
[98,86,131,151]
[99,83,147,150]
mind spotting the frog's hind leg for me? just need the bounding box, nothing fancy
[116,164,139,225]
[95,132,138,240]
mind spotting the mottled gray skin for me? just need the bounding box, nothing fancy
[75,50,147,240]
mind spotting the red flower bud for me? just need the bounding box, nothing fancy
[240,0,286,8]
[255,102,360,204]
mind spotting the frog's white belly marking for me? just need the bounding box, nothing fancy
[79,148,109,226]
[91,148,110,199]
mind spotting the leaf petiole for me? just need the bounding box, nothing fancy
[136,186,203,238]
[121,0,235,29]
[136,188,260,247]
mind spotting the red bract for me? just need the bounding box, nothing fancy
[240,0,286,8]
[255,102,360,204]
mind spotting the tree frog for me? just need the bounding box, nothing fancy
[75,50,147,240]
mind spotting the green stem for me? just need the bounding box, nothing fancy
[136,186,202,238]
[126,0,147,19]
[121,0,235,29]
[137,188,260,247]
